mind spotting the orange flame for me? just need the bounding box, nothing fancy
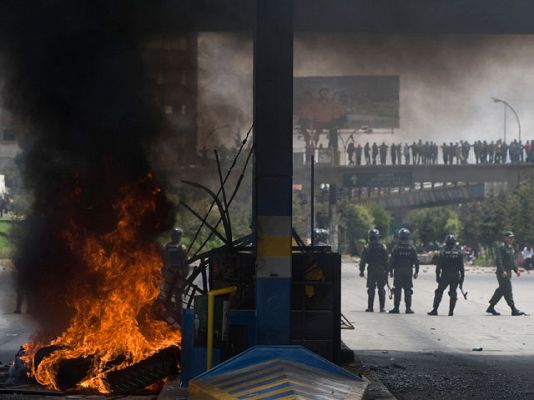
[22,175,181,393]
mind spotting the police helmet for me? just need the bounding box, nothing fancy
[398,228,411,242]
[444,234,456,247]
[368,229,380,242]
[171,227,183,241]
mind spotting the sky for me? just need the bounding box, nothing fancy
[198,33,534,146]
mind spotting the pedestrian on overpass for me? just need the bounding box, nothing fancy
[359,229,389,313]
[355,143,362,165]
[389,228,419,314]
[486,231,525,316]
[428,234,465,316]
[364,142,371,165]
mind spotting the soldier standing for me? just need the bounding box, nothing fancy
[428,234,465,316]
[160,227,189,323]
[359,229,389,313]
[389,228,419,314]
[486,231,525,316]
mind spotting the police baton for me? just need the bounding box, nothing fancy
[460,283,468,300]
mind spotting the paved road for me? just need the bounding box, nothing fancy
[342,260,534,399]
[0,262,36,365]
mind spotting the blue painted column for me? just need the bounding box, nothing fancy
[254,0,293,345]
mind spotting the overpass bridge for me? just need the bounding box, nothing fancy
[293,163,534,191]
[170,162,534,212]
[356,183,486,210]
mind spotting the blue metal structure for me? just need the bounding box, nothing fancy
[189,346,367,399]
[253,0,294,345]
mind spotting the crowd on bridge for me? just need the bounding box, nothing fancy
[345,139,534,166]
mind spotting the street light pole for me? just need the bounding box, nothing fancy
[492,97,521,142]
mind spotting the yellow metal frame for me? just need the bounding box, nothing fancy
[207,286,237,369]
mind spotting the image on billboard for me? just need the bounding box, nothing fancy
[294,75,400,131]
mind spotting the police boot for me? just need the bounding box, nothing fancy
[366,290,375,312]
[486,305,500,316]
[405,291,414,314]
[389,289,400,314]
[511,308,525,316]
[448,298,457,316]
[428,292,442,316]
[378,288,386,313]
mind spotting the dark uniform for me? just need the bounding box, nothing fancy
[487,232,524,316]
[160,228,188,323]
[389,229,419,313]
[428,235,464,316]
[360,232,389,312]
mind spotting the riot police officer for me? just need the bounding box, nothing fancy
[428,234,465,316]
[160,227,188,323]
[487,231,525,316]
[389,228,419,314]
[359,229,389,312]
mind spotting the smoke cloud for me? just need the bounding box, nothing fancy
[0,1,175,336]
[198,32,534,145]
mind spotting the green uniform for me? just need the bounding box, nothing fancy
[360,242,389,311]
[431,246,464,314]
[488,242,518,310]
[389,243,419,311]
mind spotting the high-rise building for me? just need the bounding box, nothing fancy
[144,33,198,166]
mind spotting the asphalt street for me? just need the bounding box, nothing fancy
[1,259,533,399]
[0,261,36,365]
[342,260,534,399]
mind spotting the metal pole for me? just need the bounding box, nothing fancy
[504,105,507,143]
[310,154,315,246]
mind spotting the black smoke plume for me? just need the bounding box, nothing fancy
[0,1,175,337]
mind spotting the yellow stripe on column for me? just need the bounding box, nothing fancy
[257,235,292,257]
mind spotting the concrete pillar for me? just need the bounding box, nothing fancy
[254,0,293,345]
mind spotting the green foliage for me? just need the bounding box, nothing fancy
[369,205,391,237]
[408,206,462,245]
[506,183,534,247]
[340,204,374,243]
[477,191,510,246]
[0,218,15,258]
[458,202,483,246]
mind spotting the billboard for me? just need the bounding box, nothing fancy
[294,76,400,130]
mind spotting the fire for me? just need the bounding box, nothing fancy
[21,174,181,393]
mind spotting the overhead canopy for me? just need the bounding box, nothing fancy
[136,0,534,34]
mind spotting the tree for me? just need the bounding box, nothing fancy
[369,205,391,238]
[408,207,462,246]
[478,191,510,247]
[340,204,374,244]
[506,182,534,247]
[458,202,484,246]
